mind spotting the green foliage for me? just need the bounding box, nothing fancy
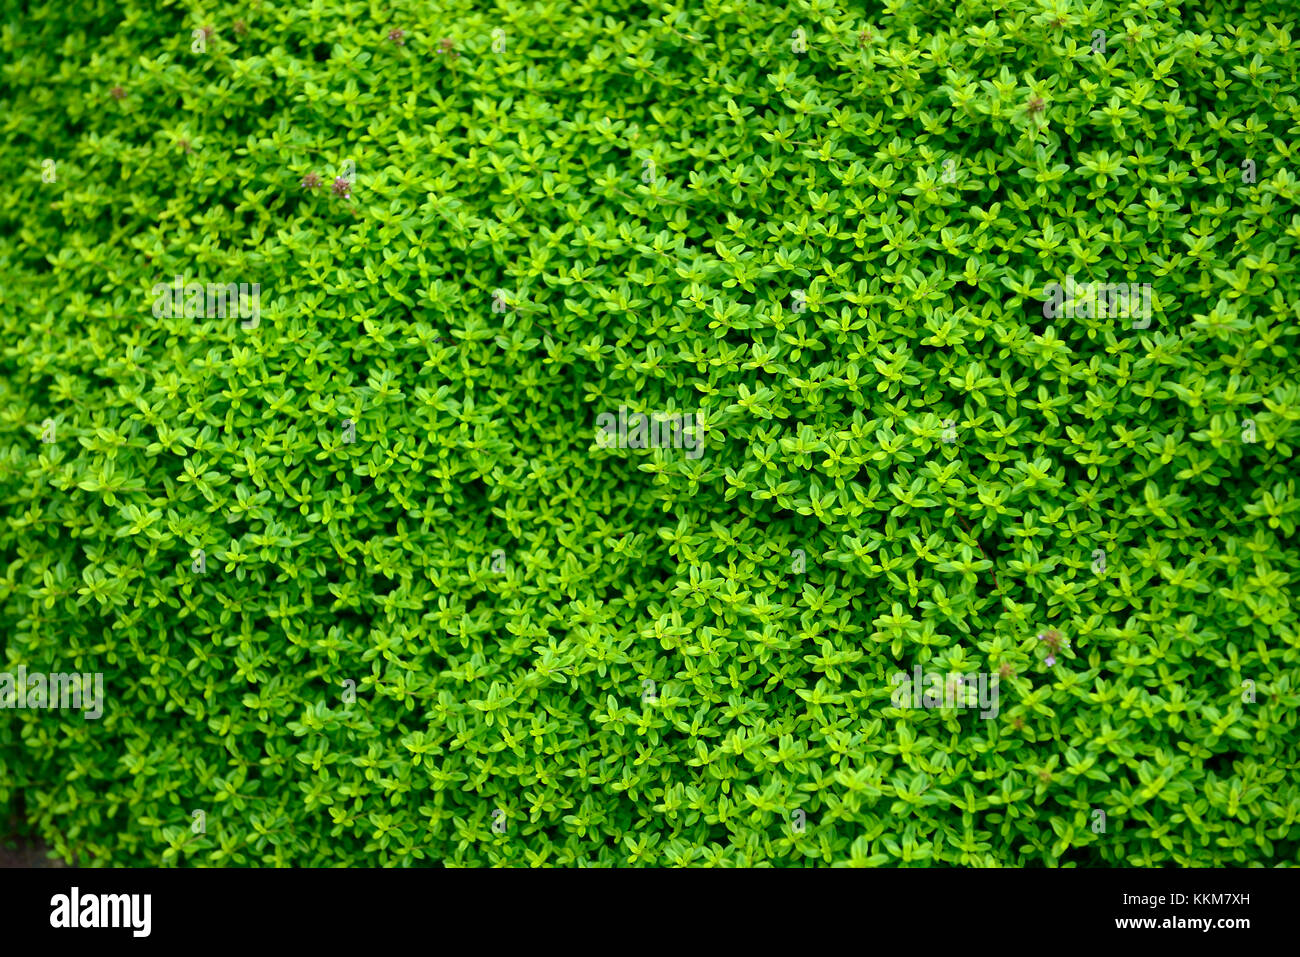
[2,0,1299,867]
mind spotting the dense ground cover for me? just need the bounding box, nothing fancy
[1,0,1297,866]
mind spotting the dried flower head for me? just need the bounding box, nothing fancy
[388,28,405,45]
[1027,97,1046,115]
[301,172,322,190]
[110,85,126,100]
[998,663,1015,680]
[437,37,459,57]
[233,20,248,36]
[332,176,352,198]
[1037,629,1065,653]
